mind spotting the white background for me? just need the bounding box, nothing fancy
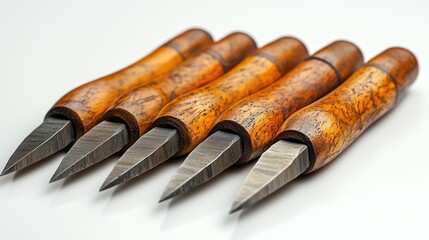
[0,0,428,239]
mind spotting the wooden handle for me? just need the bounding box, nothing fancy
[212,41,364,164]
[46,28,213,138]
[276,48,418,173]
[104,32,257,145]
[153,37,309,155]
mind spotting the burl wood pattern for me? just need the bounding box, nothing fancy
[212,41,364,164]
[276,47,418,173]
[104,32,257,145]
[153,37,309,155]
[46,29,213,138]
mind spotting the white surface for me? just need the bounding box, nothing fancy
[0,0,428,239]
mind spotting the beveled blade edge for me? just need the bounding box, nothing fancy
[159,131,242,201]
[49,121,128,182]
[230,140,310,213]
[99,127,180,191]
[1,117,74,176]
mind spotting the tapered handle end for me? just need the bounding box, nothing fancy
[254,37,309,75]
[207,32,257,72]
[164,28,214,59]
[367,47,419,98]
[313,40,364,82]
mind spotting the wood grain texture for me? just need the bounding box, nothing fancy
[104,32,257,145]
[153,37,309,155]
[46,29,213,138]
[276,47,418,173]
[212,41,364,164]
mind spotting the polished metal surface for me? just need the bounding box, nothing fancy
[1,117,74,176]
[230,140,309,213]
[160,131,242,202]
[49,121,128,182]
[100,127,179,191]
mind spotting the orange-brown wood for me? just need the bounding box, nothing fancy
[46,29,213,138]
[212,41,364,164]
[153,37,309,155]
[104,32,257,145]
[276,48,418,173]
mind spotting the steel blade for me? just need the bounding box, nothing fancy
[50,120,128,182]
[230,140,309,213]
[100,127,179,191]
[159,131,242,202]
[1,118,74,176]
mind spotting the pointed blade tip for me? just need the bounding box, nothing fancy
[103,127,180,187]
[99,184,108,192]
[49,175,61,183]
[99,168,133,191]
[49,169,69,183]
[229,202,246,214]
[228,140,310,213]
[160,130,243,202]
[158,196,169,203]
[99,185,110,192]
[159,179,189,202]
[159,190,178,203]
[158,189,178,203]
[1,160,20,176]
[0,167,14,176]
[53,120,129,181]
[4,118,74,174]
[159,169,197,203]
[50,155,81,182]
[99,178,118,192]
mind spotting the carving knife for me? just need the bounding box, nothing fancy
[231,47,418,213]
[1,28,213,176]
